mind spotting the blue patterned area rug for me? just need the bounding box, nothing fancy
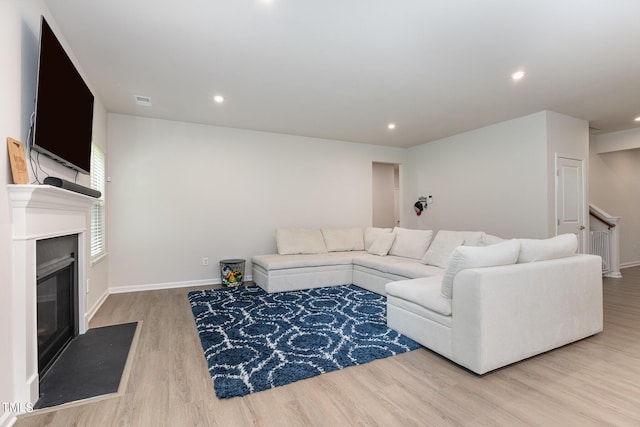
[188,285,420,398]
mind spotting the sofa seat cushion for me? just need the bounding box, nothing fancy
[352,254,444,279]
[386,262,445,279]
[387,277,452,317]
[353,254,415,270]
[252,251,366,271]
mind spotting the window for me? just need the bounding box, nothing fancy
[90,145,106,259]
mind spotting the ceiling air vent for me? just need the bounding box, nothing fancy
[134,95,152,107]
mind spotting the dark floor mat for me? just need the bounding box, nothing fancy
[35,321,139,409]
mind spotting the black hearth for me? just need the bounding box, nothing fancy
[36,235,79,377]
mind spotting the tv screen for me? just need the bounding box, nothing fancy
[33,17,94,175]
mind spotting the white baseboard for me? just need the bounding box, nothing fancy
[620,261,640,269]
[109,275,253,295]
[85,289,110,324]
[0,411,16,427]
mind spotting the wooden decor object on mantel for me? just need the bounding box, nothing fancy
[7,137,29,184]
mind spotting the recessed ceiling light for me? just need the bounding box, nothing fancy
[387,123,396,130]
[213,95,225,104]
[634,116,640,122]
[511,70,526,81]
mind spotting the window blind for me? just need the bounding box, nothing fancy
[90,145,106,258]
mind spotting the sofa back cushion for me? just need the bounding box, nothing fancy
[421,232,466,268]
[441,239,520,298]
[480,233,505,246]
[276,228,328,255]
[440,230,485,247]
[388,227,434,260]
[321,227,365,252]
[364,227,393,251]
[517,234,578,263]
[367,232,396,256]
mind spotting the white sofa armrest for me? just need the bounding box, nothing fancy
[450,254,603,374]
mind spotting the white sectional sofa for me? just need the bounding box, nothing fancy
[252,227,467,294]
[251,227,604,374]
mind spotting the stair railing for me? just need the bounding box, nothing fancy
[589,204,621,278]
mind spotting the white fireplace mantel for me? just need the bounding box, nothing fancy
[8,184,94,406]
[8,184,95,239]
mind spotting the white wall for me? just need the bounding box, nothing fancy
[593,127,640,153]
[546,111,590,238]
[404,112,549,238]
[589,144,640,266]
[107,114,406,290]
[0,2,108,423]
[0,3,24,421]
[403,111,589,240]
[106,110,591,289]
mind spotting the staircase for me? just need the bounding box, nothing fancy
[589,204,622,278]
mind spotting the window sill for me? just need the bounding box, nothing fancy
[90,252,108,267]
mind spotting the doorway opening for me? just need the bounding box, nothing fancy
[372,162,400,228]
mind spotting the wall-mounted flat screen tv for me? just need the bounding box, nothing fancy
[32,16,94,175]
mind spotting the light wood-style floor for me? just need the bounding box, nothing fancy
[16,268,640,426]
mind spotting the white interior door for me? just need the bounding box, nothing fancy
[556,156,585,252]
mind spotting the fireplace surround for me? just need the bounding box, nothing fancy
[8,184,94,406]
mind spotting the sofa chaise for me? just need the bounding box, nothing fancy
[386,237,603,374]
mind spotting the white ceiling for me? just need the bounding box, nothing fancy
[44,0,640,148]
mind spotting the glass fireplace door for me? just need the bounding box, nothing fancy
[36,254,76,377]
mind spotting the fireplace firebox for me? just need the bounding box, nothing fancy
[36,234,79,377]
